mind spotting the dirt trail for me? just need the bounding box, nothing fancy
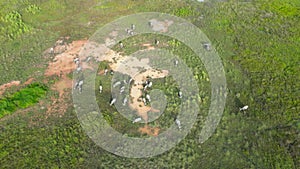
[0,77,36,96]
[0,81,21,96]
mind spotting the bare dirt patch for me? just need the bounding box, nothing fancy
[139,125,160,136]
[44,39,89,117]
[24,78,35,85]
[142,43,155,50]
[45,40,88,77]
[0,81,21,96]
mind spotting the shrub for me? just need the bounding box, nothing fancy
[0,83,48,118]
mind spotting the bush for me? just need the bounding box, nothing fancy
[0,83,48,118]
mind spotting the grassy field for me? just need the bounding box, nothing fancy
[0,0,299,168]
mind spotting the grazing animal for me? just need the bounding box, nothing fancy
[120,86,125,93]
[74,81,79,90]
[126,29,134,35]
[74,57,79,63]
[175,119,182,130]
[78,80,83,93]
[178,91,183,98]
[50,47,54,54]
[142,98,147,106]
[110,98,116,106]
[99,85,103,93]
[146,94,151,102]
[131,24,135,30]
[174,59,178,66]
[78,80,83,87]
[148,21,153,27]
[143,85,148,91]
[155,39,159,45]
[239,105,249,111]
[85,56,91,63]
[110,70,114,75]
[133,117,142,123]
[129,78,134,84]
[148,81,153,88]
[76,66,82,73]
[113,81,121,88]
[203,42,211,51]
[123,97,128,106]
[104,69,108,75]
[119,42,124,48]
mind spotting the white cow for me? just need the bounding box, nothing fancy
[74,57,79,64]
[142,98,147,106]
[85,56,91,63]
[133,117,142,123]
[178,91,183,98]
[175,119,182,130]
[146,94,151,102]
[174,60,178,66]
[240,105,249,111]
[99,85,103,93]
[119,42,124,48]
[76,66,82,73]
[122,97,128,106]
[148,81,153,88]
[131,24,135,30]
[113,81,121,88]
[203,42,211,51]
[129,78,134,84]
[50,47,54,54]
[120,86,125,93]
[104,69,108,75]
[78,80,83,93]
[110,98,116,106]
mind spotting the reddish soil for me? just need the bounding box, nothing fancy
[44,39,89,117]
[142,43,155,50]
[24,78,35,85]
[0,81,21,95]
[139,125,160,136]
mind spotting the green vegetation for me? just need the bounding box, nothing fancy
[1,11,31,39]
[0,0,299,168]
[0,83,48,118]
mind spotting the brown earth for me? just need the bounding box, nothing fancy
[139,125,160,136]
[0,77,36,96]
[44,39,89,117]
[0,81,21,96]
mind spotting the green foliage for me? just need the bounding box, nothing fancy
[1,11,31,39]
[0,83,48,118]
[172,6,195,17]
[259,0,300,18]
[25,4,41,14]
